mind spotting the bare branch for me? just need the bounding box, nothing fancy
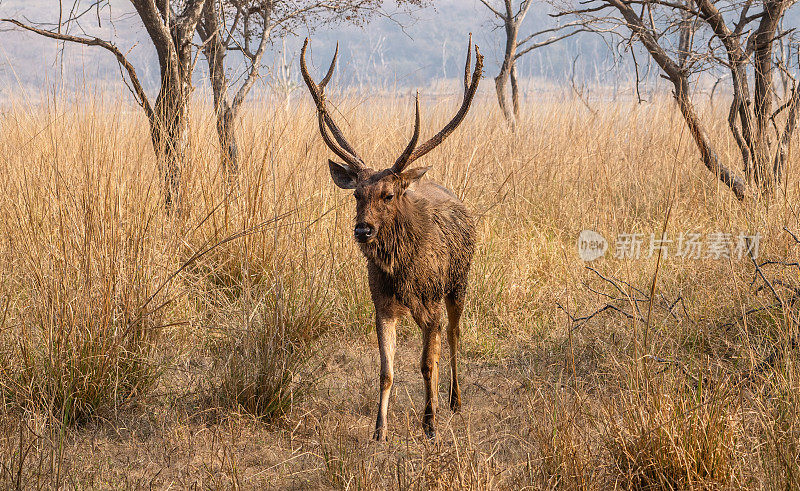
[1,18,154,124]
[516,0,533,23]
[515,28,592,59]
[230,5,272,112]
[478,0,507,20]
[603,0,747,199]
[517,20,592,46]
[550,4,612,17]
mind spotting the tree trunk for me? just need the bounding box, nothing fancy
[750,1,788,196]
[677,5,695,69]
[510,62,520,119]
[495,19,518,127]
[773,84,800,182]
[131,0,206,213]
[218,107,239,178]
[204,52,240,186]
[673,78,747,200]
[199,2,240,188]
[151,72,191,212]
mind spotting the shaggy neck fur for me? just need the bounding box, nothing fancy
[359,194,429,276]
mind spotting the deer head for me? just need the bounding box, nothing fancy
[300,36,483,243]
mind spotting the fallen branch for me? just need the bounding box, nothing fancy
[558,266,686,332]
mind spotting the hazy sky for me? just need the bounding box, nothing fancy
[0,1,614,99]
[1,1,796,102]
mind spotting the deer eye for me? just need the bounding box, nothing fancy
[384,193,394,202]
[353,191,361,200]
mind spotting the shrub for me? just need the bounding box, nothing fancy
[605,383,737,489]
[211,270,326,421]
[0,164,164,425]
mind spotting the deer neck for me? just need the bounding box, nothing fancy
[361,197,428,276]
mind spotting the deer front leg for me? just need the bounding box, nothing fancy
[416,307,442,440]
[373,311,398,442]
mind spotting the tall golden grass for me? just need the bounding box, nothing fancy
[0,90,798,488]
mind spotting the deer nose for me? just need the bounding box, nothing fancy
[354,223,375,242]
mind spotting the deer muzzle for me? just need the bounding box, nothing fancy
[354,223,376,243]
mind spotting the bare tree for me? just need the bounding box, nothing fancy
[555,0,800,200]
[3,1,208,211]
[270,38,300,111]
[196,0,260,184]
[196,0,418,186]
[479,0,593,126]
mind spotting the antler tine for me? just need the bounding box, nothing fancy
[395,37,483,172]
[315,42,365,160]
[315,42,363,167]
[320,42,338,88]
[392,92,421,172]
[300,39,321,103]
[464,33,472,94]
[300,38,364,171]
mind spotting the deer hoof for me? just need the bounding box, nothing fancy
[449,398,461,413]
[373,427,388,442]
[449,390,462,412]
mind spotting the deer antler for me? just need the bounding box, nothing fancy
[393,92,421,171]
[300,38,364,172]
[393,34,484,173]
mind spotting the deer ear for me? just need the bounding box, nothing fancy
[400,166,431,192]
[328,160,358,189]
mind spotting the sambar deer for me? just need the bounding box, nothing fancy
[301,37,483,441]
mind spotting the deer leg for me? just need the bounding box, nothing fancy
[416,306,442,440]
[373,310,398,442]
[445,293,464,412]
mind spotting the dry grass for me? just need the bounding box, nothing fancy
[0,90,798,489]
